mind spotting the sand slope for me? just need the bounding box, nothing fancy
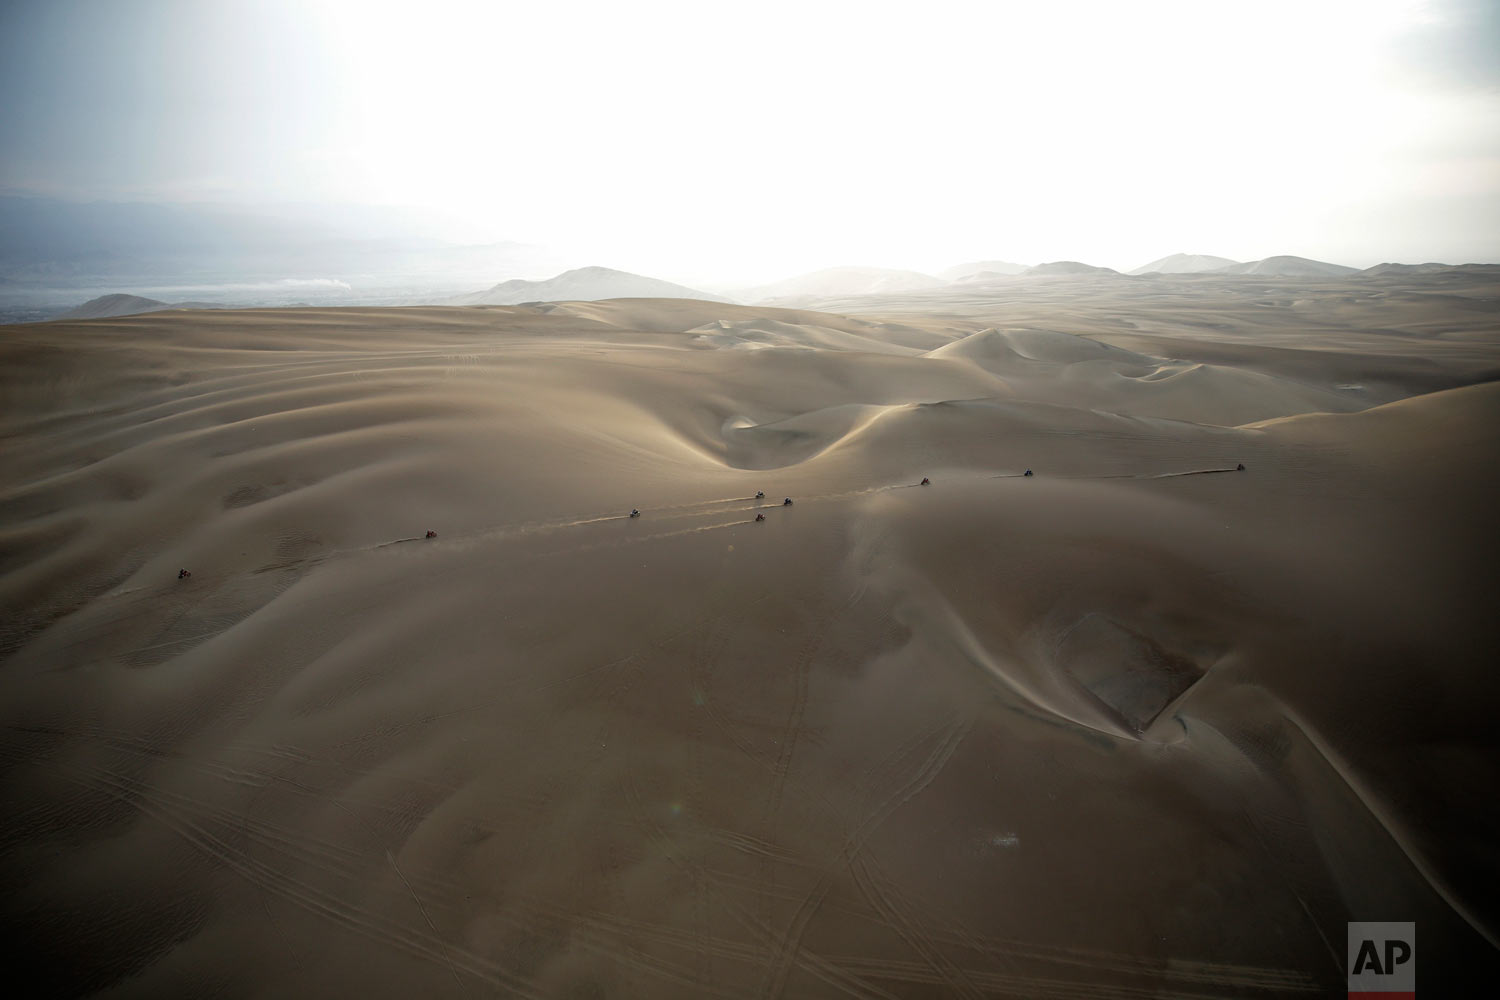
[2,277,1498,996]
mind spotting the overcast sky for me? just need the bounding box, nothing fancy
[2,0,1497,281]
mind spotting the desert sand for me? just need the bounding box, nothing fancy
[2,271,1498,996]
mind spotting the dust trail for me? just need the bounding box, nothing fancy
[1147,466,1243,478]
[15,462,1249,678]
[335,457,1278,580]
[988,465,1243,482]
[373,536,426,548]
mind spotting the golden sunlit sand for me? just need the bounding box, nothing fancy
[2,272,1497,996]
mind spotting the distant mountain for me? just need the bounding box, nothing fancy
[452,266,729,306]
[1023,261,1120,276]
[938,260,1027,281]
[54,293,225,319]
[1359,262,1500,278]
[1129,253,1240,275]
[1361,262,1447,276]
[1212,255,1357,277]
[742,267,946,303]
[57,293,171,319]
[951,270,1022,285]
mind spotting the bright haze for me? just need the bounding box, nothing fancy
[2,0,1498,285]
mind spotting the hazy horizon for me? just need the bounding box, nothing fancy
[3,0,1498,291]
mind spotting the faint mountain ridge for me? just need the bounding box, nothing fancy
[57,293,171,319]
[951,270,1023,285]
[1361,262,1451,275]
[939,260,1028,281]
[1023,261,1120,276]
[452,266,730,306]
[1213,255,1357,277]
[1357,261,1500,276]
[1129,253,1240,275]
[55,293,224,319]
[741,266,946,304]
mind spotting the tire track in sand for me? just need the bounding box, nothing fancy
[757,716,971,999]
[848,851,984,1000]
[616,745,903,1000]
[39,755,545,998]
[752,606,825,952]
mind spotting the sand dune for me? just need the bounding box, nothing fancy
[1213,254,1357,277]
[3,274,1497,995]
[686,319,926,357]
[451,266,729,307]
[937,261,1028,281]
[741,267,947,304]
[1022,261,1120,277]
[1128,252,1240,275]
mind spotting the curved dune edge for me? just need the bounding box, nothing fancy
[1240,377,1500,431]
